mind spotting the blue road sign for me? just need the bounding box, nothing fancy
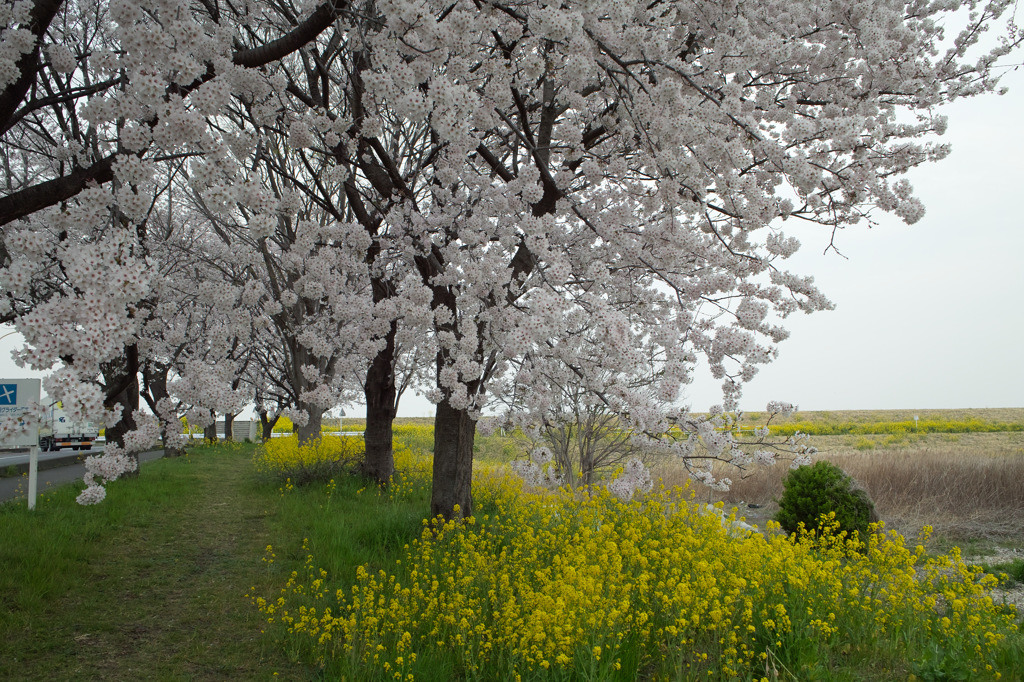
[0,384,16,405]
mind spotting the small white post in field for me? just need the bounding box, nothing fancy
[914,415,919,431]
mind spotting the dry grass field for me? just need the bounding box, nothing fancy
[653,410,1024,548]
[683,433,1024,538]
[650,410,1024,609]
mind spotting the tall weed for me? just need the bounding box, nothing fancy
[254,435,366,484]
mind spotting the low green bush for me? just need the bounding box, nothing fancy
[775,461,877,537]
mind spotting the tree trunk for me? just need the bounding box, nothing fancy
[223,411,235,441]
[363,322,397,485]
[295,403,323,445]
[101,346,141,476]
[163,442,186,457]
[288,341,325,446]
[204,420,218,442]
[431,399,476,520]
[142,362,185,457]
[258,410,279,442]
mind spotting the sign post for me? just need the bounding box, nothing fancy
[28,443,39,510]
[0,379,42,509]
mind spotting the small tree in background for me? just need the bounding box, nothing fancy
[538,404,639,489]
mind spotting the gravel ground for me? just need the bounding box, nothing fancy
[966,546,1024,614]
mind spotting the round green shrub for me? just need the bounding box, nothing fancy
[775,461,877,537]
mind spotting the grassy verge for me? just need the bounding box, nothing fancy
[976,558,1024,586]
[0,444,329,680]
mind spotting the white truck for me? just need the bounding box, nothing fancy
[38,406,99,452]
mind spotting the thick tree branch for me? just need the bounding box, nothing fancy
[231,0,348,68]
[1,0,350,226]
[3,77,123,138]
[475,143,515,182]
[0,0,65,132]
[0,153,116,226]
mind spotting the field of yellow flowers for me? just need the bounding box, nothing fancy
[252,430,1023,681]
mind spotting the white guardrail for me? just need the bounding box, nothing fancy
[186,431,365,438]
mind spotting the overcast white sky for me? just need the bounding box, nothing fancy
[2,61,1022,418]
[708,67,1024,413]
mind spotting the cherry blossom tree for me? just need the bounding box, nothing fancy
[338,0,1021,518]
[1,0,1020,515]
[498,314,660,488]
[135,184,257,452]
[184,162,377,445]
[246,344,292,442]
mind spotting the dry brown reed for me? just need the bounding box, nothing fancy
[653,433,1024,541]
[830,449,1024,539]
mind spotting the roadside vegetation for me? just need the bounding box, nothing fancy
[2,409,1022,680]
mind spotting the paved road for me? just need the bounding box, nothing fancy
[0,445,105,468]
[0,450,164,504]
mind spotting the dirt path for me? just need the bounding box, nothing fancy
[5,451,303,681]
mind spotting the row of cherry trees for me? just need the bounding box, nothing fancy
[0,0,1019,515]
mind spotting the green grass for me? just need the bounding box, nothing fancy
[0,443,374,681]
[977,558,1024,586]
[272,470,430,589]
